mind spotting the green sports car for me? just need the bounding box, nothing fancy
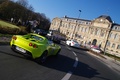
[10,33,61,63]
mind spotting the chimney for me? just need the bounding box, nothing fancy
[113,21,115,23]
[64,15,67,18]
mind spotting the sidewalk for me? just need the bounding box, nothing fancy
[87,51,120,75]
[0,37,11,45]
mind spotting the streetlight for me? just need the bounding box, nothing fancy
[71,10,82,39]
[78,10,82,19]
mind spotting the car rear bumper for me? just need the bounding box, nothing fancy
[11,45,33,58]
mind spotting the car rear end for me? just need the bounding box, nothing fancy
[10,35,46,59]
[71,41,80,48]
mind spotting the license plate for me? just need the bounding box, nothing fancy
[16,46,26,53]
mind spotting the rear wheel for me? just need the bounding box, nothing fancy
[55,49,61,57]
[11,45,16,51]
[36,51,48,64]
[69,43,71,46]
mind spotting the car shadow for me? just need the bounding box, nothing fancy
[40,54,110,80]
[71,46,89,51]
[65,46,89,55]
[0,42,10,45]
[0,46,109,80]
[0,49,27,60]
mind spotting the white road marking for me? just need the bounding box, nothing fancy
[73,57,78,67]
[61,71,72,80]
[67,47,71,50]
[62,47,79,80]
[73,51,77,56]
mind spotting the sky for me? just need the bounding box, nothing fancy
[23,0,120,23]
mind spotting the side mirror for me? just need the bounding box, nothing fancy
[48,40,55,46]
[51,43,56,46]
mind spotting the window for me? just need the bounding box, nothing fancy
[78,35,81,38]
[65,24,67,28]
[115,27,117,30]
[86,27,89,32]
[95,29,97,35]
[100,32,104,37]
[82,28,85,32]
[30,35,43,41]
[112,43,115,48]
[81,21,85,24]
[85,28,87,32]
[71,25,73,29]
[78,20,81,24]
[81,27,83,32]
[114,34,117,39]
[112,33,115,39]
[79,27,81,31]
[57,23,59,26]
[106,41,110,47]
[109,33,114,39]
[97,29,101,35]
[114,34,119,40]
[54,21,56,26]
[117,45,120,49]
[77,27,80,31]
[86,22,89,25]
[109,33,112,38]
[90,29,93,34]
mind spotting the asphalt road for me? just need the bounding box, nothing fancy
[0,43,120,80]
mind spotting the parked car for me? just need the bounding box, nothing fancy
[66,40,80,48]
[52,36,61,44]
[33,29,48,36]
[10,33,61,63]
[90,45,103,53]
[91,48,103,53]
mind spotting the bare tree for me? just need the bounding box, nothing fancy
[0,0,51,30]
[16,0,28,8]
[41,13,47,19]
[28,4,34,11]
[0,0,9,4]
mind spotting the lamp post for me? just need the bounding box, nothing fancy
[78,10,82,19]
[71,10,81,39]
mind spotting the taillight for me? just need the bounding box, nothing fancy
[29,43,33,46]
[72,42,74,44]
[33,44,38,48]
[12,36,17,40]
[29,43,38,48]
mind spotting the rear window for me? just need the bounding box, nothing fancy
[31,35,43,41]
[73,40,78,43]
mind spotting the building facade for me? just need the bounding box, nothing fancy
[50,15,120,56]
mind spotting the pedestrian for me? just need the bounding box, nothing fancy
[11,18,13,23]
[17,19,22,26]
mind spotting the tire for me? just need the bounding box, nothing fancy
[36,51,48,64]
[55,49,61,57]
[11,45,16,51]
[69,43,71,46]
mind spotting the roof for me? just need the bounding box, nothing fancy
[97,15,113,22]
[62,16,91,22]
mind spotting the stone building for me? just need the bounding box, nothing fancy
[50,15,120,56]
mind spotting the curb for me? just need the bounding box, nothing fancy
[88,51,107,59]
[87,51,120,74]
[0,42,10,45]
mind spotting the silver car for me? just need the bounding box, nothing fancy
[66,40,80,48]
